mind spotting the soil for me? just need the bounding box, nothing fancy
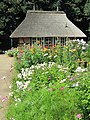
[0,54,14,120]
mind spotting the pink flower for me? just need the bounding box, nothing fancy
[70,77,74,81]
[28,86,32,91]
[1,96,8,102]
[60,86,65,90]
[76,114,81,119]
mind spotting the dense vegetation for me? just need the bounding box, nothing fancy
[6,39,90,120]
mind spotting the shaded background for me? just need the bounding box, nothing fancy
[0,0,90,50]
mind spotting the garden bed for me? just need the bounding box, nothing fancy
[7,40,90,120]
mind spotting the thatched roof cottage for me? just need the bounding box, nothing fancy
[10,10,86,47]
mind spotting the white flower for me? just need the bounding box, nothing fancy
[48,55,51,58]
[22,72,26,77]
[73,39,79,42]
[43,53,48,57]
[9,85,12,89]
[28,77,32,80]
[54,55,57,58]
[76,39,81,43]
[60,79,66,83]
[16,81,22,86]
[35,65,41,69]
[15,97,21,102]
[75,67,87,72]
[27,71,32,76]
[17,73,22,79]
[21,68,25,74]
[9,92,13,97]
[72,82,79,87]
[30,65,34,69]
[48,62,55,68]
[16,81,23,89]
[10,117,15,120]
[25,81,30,85]
[25,68,29,73]
[58,65,62,69]
[17,98,21,102]
[81,39,86,45]
[15,103,17,106]
[42,67,44,70]
[82,46,86,50]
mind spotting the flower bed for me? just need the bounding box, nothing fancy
[7,39,90,120]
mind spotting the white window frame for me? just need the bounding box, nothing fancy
[55,37,66,46]
[30,37,66,47]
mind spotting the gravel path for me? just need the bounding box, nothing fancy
[0,54,14,120]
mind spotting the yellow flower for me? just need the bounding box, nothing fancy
[30,48,34,54]
[55,50,57,53]
[76,59,80,62]
[65,46,68,49]
[43,47,47,52]
[72,48,76,52]
[88,62,90,64]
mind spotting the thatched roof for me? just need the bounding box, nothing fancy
[10,10,86,38]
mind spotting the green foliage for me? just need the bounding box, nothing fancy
[75,71,90,120]
[7,62,81,120]
[7,40,90,120]
[84,0,90,16]
[8,86,80,120]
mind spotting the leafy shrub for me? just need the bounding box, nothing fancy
[6,48,18,57]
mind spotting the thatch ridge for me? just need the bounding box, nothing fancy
[27,10,65,14]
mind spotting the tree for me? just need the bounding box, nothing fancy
[84,0,90,39]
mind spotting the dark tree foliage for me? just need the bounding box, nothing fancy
[0,0,90,39]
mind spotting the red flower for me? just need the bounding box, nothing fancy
[51,44,55,47]
[60,86,65,90]
[45,46,48,49]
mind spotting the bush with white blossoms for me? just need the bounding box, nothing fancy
[17,62,55,81]
[16,80,30,91]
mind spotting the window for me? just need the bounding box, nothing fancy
[55,37,66,46]
[45,37,54,48]
[30,37,67,47]
[30,37,45,47]
[60,38,66,46]
[31,37,37,45]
